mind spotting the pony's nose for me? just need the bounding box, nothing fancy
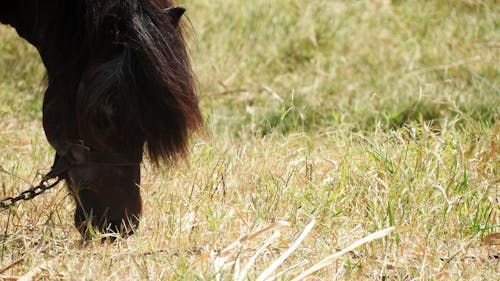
[67,165,142,239]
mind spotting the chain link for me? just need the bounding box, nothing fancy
[0,178,61,210]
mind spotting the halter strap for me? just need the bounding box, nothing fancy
[44,143,142,180]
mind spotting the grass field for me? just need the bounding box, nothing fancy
[0,0,499,280]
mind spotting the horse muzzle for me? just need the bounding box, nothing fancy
[50,143,143,239]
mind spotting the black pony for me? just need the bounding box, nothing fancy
[0,0,202,238]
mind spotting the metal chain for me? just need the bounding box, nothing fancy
[0,178,62,210]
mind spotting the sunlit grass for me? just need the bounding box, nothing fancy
[0,0,498,280]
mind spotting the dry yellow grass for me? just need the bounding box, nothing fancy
[1,0,499,280]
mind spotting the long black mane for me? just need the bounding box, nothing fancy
[76,0,202,163]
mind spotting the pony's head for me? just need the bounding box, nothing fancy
[1,0,202,238]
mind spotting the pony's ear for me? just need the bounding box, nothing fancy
[163,6,185,27]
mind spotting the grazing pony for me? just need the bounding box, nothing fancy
[0,0,202,238]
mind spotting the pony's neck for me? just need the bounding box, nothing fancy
[2,1,50,45]
[1,1,83,76]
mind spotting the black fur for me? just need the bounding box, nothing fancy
[1,0,201,163]
[1,0,202,236]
